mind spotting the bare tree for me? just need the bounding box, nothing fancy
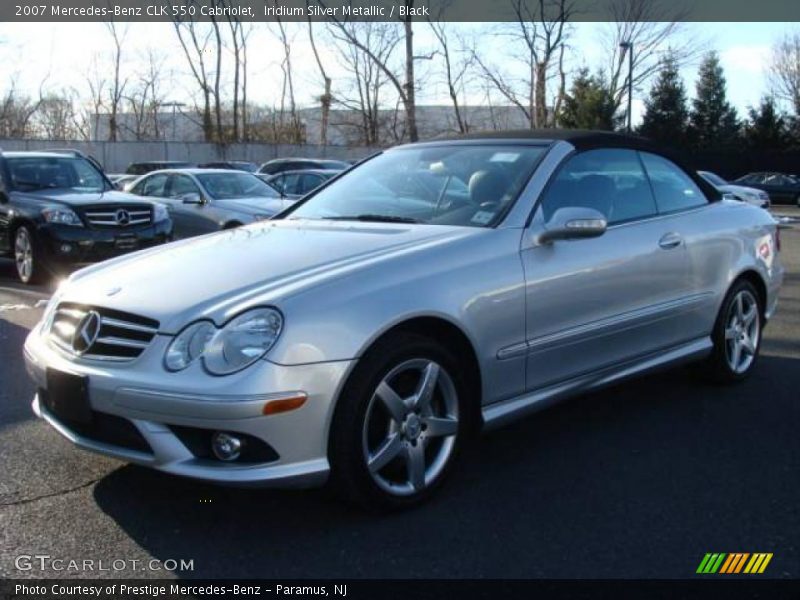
[600,0,703,115]
[173,5,215,141]
[35,90,82,140]
[329,22,400,145]
[122,48,167,140]
[427,9,475,133]
[474,0,574,128]
[320,0,422,141]
[270,17,303,143]
[85,54,107,140]
[0,80,39,138]
[104,21,129,141]
[307,15,333,145]
[770,31,800,116]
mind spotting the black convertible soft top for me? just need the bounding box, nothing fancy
[433,128,721,202]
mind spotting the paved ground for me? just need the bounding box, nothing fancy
[0,220,798,580]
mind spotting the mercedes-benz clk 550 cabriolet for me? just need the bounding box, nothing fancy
[24,131,783,509]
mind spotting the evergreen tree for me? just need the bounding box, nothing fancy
[688,51,740,149]
[558,68,618,130]
[638,54,689,147]
[743,96,790,152]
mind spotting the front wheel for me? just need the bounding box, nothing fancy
[705,280,762,383]
[13,225,43,285]
[329,332,472,510]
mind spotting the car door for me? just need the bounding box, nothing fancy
[521,148,696,390]
[166,174,219,238]
[0,176,11,254]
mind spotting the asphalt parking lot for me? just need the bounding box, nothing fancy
[1,213,798,580]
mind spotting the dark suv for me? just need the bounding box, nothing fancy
[257,158,350,175]
[0,150,173,284]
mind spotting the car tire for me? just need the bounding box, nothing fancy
[704,279,763,384]
[328,331,474,510]
[13,225,43,285]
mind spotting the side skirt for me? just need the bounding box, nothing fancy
[481,337,713,431]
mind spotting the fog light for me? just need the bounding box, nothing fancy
[59,243,73,254]
[211,432,242,461]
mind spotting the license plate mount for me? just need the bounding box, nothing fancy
[43,369,92,424]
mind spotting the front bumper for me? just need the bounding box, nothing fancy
[24,323,353,488]
[37,220,173,271]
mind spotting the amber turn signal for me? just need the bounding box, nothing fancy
[263,394,307,416]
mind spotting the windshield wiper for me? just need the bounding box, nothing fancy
[14,180,59,191]
[322,214,423,224]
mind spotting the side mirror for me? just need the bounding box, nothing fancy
[537,207,607,244]
[181,192,204,205]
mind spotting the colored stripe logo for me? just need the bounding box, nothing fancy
[696,553,773,574]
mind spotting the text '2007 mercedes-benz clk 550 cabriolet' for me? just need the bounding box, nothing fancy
[24,131,783,509]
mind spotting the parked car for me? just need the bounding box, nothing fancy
[24,131,783,509]
[733,172,800,205]
[0,150,172,284]
[264,169,340,199]
[198,161,259,172]
[125,161,195,176]
[107,174,139,191]
[258,157,350,176]
[698,171,770,209]
[128,169,291,239]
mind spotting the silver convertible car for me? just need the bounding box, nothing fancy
[24,131,783,509]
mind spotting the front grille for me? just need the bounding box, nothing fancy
[83,205,153,228]
[49,302,160,362]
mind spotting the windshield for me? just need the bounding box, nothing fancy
[196,172,280,200]
[286,144,546,227]
[700,171,727,187]
[7,156,110,193]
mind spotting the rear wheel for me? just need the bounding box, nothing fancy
[13,225,43,285]
[329,332,472,510]
[705,279,762,383]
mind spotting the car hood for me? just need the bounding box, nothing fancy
[213,197,289,215]
[15,188,152,206]
[62,219,480,333]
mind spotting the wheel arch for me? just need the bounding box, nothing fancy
[731,269,768,317]
[333,314,484,426]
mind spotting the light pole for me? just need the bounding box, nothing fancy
[619,41,633,132]
[161,101,186,141]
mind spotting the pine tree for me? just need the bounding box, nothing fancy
[743,96,790,152]
[638,54,689,147]
[689,51,740,149]
[558,68,618,130]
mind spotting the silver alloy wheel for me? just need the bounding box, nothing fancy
[724,289,760,374]
[14,227,34,283]
[362,358,459,496]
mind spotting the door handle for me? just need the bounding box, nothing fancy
[658,232,683,249]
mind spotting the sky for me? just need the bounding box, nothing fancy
[0,21,796,125]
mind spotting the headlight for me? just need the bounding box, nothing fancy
[253,213,272,221]
[164,321,216,372]
[153,203,170,223]
[164,308,283,375]
[42,207,82,226]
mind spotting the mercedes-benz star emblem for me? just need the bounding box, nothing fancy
[115,209,130,226]
[72,311,101,355]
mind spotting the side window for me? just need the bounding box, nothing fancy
[132,173,168,197]
[300,174,323,194]
[639,152,707,213]
[269,175,286,194]
[169,174,200,197]
[282,173,302,194]
[541,149,657,225]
